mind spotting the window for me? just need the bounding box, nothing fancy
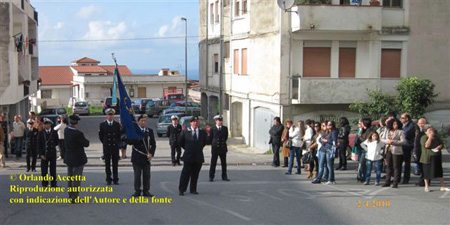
[383,0,402,7]
[234,49,239,74]
[381,49,401,78]
[214,54,219,73]
[41,90,52,99]
[57,108,67,114]
[224,41,230,58]
[303,47,331,77]
[210,3,214,25]
[242,0,248,14]
[241,48,248,75]
[224,94,230,110]
[215,1,219,23]
[235,0,240,17]
[339,48,356,78]
[85,92,89,98]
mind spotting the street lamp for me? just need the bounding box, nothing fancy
[181,17,188,115]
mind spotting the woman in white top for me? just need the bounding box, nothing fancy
[285,121,305,175]
[54,115,67,160]
[303,120,314,153]
[361,132,385,185]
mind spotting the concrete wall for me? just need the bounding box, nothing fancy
[407,0,449,103]
[0,1,38,117]
[407,0,450,130]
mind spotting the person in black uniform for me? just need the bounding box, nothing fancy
[167,115,182,166]
[37,118,59,187]
[0,114,8,158]
[269,117,284,167]
[25,119,38,172]
[130,114,156,197]
[99,108,122,185]
[64,115,90,203]
[178,116,207,196]
[209,115,230,182]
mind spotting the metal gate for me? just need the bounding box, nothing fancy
[253,107,275,152]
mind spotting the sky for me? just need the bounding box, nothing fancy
[33,0,200,79]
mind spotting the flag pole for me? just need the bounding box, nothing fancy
[111,53,118,107]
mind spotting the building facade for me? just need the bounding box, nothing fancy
[0,0,39,122]
[32,57,186,111]
[199,0,438,152]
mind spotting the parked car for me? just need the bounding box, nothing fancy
[102,97,120,115]
[133,98,159,114]
[163,101,201,116]
[179,116,210,131]
[145,99,173,117]
[39,107,68,125]
[73,101,90,115]
[156,113,188,137]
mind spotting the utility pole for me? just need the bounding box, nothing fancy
[218,0,224,116]
[181,17,188,115]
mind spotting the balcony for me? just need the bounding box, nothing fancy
[291,4,382,32]
[291,77,399,104]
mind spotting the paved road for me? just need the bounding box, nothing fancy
[1,115,449,224]
[1,164,449,225]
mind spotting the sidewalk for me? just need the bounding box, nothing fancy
[2,140,274,169]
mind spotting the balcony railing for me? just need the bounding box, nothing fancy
[291,77,399,104]
[291,4,382,32]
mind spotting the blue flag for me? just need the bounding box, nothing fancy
[115,68,145,140]
[112,69,117,106]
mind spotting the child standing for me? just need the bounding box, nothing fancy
[361,132,385,185]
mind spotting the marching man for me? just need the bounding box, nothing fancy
[99,108,122,185]
[130,114,156,198]
[209,115,230,182]
[37,118,59,187]
[167,115,182,166]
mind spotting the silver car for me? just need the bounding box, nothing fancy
[73,101,90,115]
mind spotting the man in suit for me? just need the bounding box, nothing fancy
[400,113,416,184]
[99,108,122,185]
[178,116,207,196]
[269,117,284,167]
[37,118,59,187]
[130,114,156,197]
[209,115,230,182]
[64,115,89,203]
[166,115,182,166]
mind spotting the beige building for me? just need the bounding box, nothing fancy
[0,0,39,121]
[199,0,449,152]
[32,57,186,111]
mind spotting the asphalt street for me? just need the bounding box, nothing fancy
[0,115,449,225]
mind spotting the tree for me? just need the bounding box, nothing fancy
[349,90,396,119]
[395,77,438,118]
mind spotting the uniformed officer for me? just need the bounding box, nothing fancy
[178,116,207,196]
[64,115,89,203]
[25,119,38,172]
[37,118,59,187]
[209,115,230,182]
[130,114,156,197]
[167,115,182,166]
[99,108,122,185]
